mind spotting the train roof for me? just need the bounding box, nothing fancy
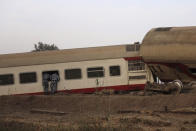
[142,26,196,46]
[141,26,196,63]
[0,44,140,68]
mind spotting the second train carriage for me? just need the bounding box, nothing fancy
[0,44,153,96]
[140,26,196,83]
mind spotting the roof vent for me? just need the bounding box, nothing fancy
[155,27,172,31]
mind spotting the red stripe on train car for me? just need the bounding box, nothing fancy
[61,84,145,94]
[123,57,142,61]
[14,84,145,95]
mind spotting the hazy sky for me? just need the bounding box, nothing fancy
[0,0,196,54]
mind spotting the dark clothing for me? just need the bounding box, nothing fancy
[43,81,49,94]
[51,73,60,81]
[43,74,50,95]
[50,73,60,94]
[51,80,57,94]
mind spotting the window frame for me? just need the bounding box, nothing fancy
[19,72,37,84]
[128,60,145,71]
[0,74,14,86]
[126,44,140,52]
[129,75,146,80]
[109,65,121,77]
[64,68,82,80]
[87,66,105,78]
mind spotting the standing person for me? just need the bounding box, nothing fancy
[50,73,60,94]
[42,73,50,95]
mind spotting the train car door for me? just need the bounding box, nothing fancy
[42,70,59,81]
[42,70,60,92]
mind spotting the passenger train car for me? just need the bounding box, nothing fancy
[0,44,153,96]
[140,26,196,83]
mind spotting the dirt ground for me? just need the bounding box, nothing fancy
[1,92,196,131]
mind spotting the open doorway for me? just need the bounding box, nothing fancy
[42,70,60,94]
[42,70,59,82]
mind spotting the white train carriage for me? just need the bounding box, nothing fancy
[0,44,153,95]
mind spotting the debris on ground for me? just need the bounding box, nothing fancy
[144,80,194,95]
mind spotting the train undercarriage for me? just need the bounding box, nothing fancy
[144,80,195,95]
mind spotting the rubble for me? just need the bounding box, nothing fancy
[144,80,193,95]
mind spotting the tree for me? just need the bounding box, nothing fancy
[32,42,59,52]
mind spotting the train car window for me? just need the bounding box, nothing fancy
[129,75,146,80]
[87,67,104,78]
[109,66,120,76]
[0,74,14,85]
[20,72,37,84]
[65,69,81,80]
[128,60,145,71]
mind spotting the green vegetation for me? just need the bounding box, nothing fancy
[32,42,59,52]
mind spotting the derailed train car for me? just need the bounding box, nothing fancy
[0,44,153,96]
[140,26,196,83]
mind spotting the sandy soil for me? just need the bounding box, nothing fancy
[1,93,196,130]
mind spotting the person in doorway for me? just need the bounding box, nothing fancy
[42,73,50,95]
[50,73,60,94]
